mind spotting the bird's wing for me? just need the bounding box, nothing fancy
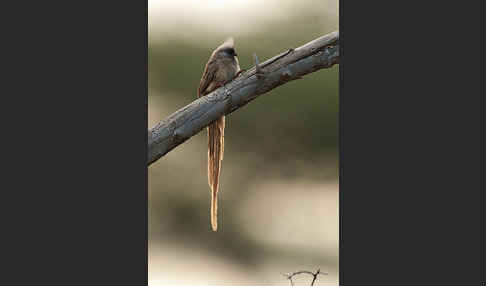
[198,59,218,98]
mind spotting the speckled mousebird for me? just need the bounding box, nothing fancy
[198,37,242,231]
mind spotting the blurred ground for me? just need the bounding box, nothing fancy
[149,0,339,285]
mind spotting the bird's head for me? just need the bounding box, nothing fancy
[213,37,238,59]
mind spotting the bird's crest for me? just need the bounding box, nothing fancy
[214,37,235,53]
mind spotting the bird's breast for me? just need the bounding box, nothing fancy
[215,58,239,82]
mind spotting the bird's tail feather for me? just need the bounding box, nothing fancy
[208,116,225,231]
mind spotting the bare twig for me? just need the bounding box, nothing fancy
[148,31,339,165]
[283,268,328,286]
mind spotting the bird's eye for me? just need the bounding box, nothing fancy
[222,48,236,57]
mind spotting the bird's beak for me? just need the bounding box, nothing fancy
[234,53,238,57]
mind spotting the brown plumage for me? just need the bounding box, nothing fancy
[198,38,240,231]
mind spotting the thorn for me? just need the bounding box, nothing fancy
[253,53,266,78]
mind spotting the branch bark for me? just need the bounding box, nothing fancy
[148,31,339,166]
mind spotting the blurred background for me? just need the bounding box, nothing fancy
[148,0,339,285]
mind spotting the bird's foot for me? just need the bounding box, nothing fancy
[214,81,229,94]
[214,81,228,88]
[234,69,247,78]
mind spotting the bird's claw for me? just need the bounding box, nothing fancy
[235,69,247,78]
[215,81,229,95]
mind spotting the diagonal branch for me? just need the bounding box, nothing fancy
[148,31,339,166]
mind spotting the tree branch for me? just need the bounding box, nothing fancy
[148,31,339,165]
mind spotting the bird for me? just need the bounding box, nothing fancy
[198,37,241,231]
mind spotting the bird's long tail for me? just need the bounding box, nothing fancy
[208,116,225,231]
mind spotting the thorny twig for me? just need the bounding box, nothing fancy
[282,269,328,286]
